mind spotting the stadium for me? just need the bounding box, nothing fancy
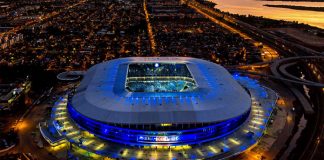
[67,57,252,146]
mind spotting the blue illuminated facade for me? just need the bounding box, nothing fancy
[67,102,250,146]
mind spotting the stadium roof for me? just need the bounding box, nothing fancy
[71,57,251,124]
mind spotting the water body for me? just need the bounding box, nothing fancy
[211,0,324,28]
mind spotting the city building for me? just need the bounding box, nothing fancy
[0,81,31,110]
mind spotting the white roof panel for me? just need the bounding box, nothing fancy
[71,57,251,124]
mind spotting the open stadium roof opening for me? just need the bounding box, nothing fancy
[126,63,197,92]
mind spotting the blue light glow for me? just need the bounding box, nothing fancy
[67,102,250,146]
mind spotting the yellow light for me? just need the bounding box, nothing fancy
[137,150,143,158]
[168,151,173,159]
[252,117,264,121]
[66,131,79,136]
[171,145,191,151]
[172,146,180,151]
[208,146,218,153]
[220,142,229,148]
[252,109,264,114]
[62,121,70,125]
[82,131,95,138]
[252,105,262,109]
[50,142,67,152]
[242,129,250,133]
[161,123,172,127]
[182,145,191,150]
[151,151,158,159]
[56,112,67,115]
[229,138,241,145]
[83,139,94,146]
[56,107,66,111]
[94,143,105,150]
[249,125,260,130]
[196,149,204,156]
[55,117,67,120]
[251,120,263,125]
[121,149,128,157]
[64,126,73,130]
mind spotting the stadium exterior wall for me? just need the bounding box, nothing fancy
[67,102,250,146]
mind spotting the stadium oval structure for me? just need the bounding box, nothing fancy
[68,57,251,146]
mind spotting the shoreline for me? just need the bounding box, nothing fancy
[261,0,324,2]
[264,4,324,12]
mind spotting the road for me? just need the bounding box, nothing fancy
[0,83,74,159]
[297,63,324,160]
[260,80,296,160]
[185,0,279,63]
[0,102,57,160]
[143,0,158,56]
